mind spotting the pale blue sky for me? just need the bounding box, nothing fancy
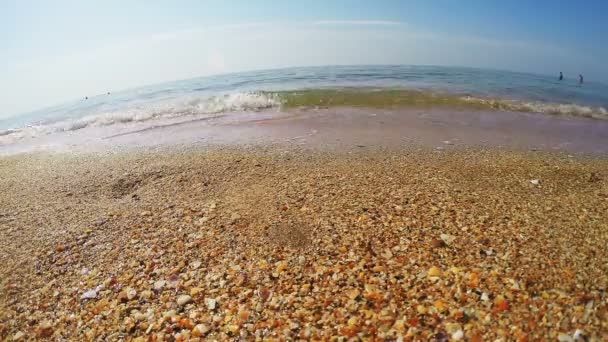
[2,0,607,117]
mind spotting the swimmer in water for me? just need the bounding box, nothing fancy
[579,74,584,84]
[559,72,563,81]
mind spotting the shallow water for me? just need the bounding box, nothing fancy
[1,65,608,154]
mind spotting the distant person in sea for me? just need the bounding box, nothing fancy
[559,72,564,81]
[579,74,584,84]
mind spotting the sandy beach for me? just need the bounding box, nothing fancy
[1,144,607,340]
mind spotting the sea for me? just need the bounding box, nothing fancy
[1,65,607,144]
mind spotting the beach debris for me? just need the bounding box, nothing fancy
[530,179,540,185]
[443,140,453,145]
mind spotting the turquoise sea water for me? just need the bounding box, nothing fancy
[1,65,607,137]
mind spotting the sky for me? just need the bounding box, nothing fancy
[2,0,608,118]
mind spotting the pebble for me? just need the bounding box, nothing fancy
[12,331,25,341]
[192,324,209,337]
[451,330,464,340]
[573,329,585,341]
[205,298,217,310]
[153,280,166,290]
[177,295,192,306]
[140,290,153,300]
[530,179,540,185]
[81,289,97,300]
[440,233,456,245]
[428,266,443,278]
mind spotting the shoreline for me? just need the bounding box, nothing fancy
[2,106,608,156]
[1,145,607,340]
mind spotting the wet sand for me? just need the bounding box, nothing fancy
[1,145,608,340]
[1,107,608,155]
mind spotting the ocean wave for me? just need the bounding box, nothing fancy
[273,89,608,119]
[0,92,281,142]
[459,96,608,119]
[2,88,607,145]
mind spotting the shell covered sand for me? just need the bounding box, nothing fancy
[0,147,607,341]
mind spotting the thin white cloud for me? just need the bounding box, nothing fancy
[314,20,404,26]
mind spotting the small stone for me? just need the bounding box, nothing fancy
[573,329,585,341]
[428,266,443,278]
[451,330,464,340]
[440,234,456,245]
[205,298,217,310]
[416,305,428,314]
[55,245,65,252]
[163,310,177,318]
[140,211,152,216]
[494,297,509,312]
[275,262,288,274]
[530,179,540,185]
[480,292,489,301]
[230,212,241,222]
[190,287,203,296]
[140,290,153,300]
[177,295,192,306]
[382,249,393,259]
[558,333,574,342]
[12,331,25,341]
[153,280,166,291]
[37,321,53,338]
[347,288,360,300]
[190,260,202,269]
[126,288,137,300]
[192,324,209,337]
[81,289,97,300]
[445,323,462,334]
[431,239,446,248]
[178,318,194,329]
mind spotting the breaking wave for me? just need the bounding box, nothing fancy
[2,88,607,144]
[0,92,281,142]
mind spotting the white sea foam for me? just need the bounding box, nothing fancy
[460,96,608,119]
[0,92,281,143]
